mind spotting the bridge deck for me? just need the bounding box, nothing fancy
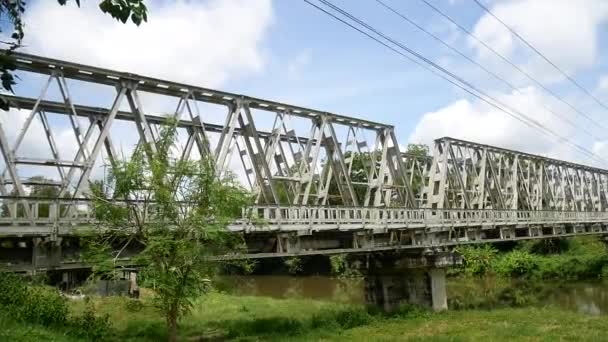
[1,199,607,260]
[230,206,608,232]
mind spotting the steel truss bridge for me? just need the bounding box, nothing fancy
[1,52,608,270]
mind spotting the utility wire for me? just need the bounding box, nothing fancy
[373,0,602,140]
[302,0,608,166]
[417,0,607,131]
[315,0,604,164]
[472,0,608,113]
[315,0,598,162]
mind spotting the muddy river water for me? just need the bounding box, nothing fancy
[219,276,608,315]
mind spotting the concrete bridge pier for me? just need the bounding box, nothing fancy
[363,252,461,312]
[32,237,62,272]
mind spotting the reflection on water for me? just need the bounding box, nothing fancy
[220,275,608,316]
[219,276,365,304]
[544,283,608,315]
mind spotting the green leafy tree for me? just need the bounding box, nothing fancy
[404,143,430,198]
[0,0,147,110]
[328,144,430,206]
[0,176,63,218]
[87,118,251,342]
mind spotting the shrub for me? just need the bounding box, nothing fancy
[68,298,112,341]
[0,273,68,326]
[518,238,571,255]
[21,286,69,326]
[0,272,113,340]
[0,273,30,309]
[454,237,608,280]
[284,257,303,274]
[456,244,498,276]
[495,250,540,277]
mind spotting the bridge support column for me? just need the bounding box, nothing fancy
[363,252,459,312]
[31,237,62,272]
[428,268,447,311]
[60,270,76,291]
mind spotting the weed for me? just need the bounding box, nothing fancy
[68,298,112,341]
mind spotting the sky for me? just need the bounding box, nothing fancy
[4,0,608,183]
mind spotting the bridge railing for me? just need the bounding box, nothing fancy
[2,196,608,234]
[0,198,95,224]
[241,206,608,229]
[0,196,215,228]
[0,197,158,227]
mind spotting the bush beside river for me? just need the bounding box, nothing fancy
[453,236,608,280]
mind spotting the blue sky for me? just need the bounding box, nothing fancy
[231,0,476,136]
[5,0,608,183]
[231,0,608,152]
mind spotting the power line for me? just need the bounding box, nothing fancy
[373,0,602,140]
[301,0,608,166]
[417,0,607,131]
[472,0,608,113]
[314,0,602,164]
[314,0,603,163]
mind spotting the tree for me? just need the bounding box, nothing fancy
[404,143,430,199]
[325,144,430,206]
[0,0,148,110]
[87,118,252,342]
[0,176,62,218]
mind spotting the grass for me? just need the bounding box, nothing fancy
[316,308,608,342]
[0,314,78,342]
[3,291,608,341]
[68,290,360,340]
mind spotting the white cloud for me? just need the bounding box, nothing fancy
[593,140,608,154]
[470,0,608,78]
[408,87,581,160]
[22,0,273,87]
[1,0,274,188]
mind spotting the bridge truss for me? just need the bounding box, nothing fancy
[0,52,607,264]
[0,51,420,209]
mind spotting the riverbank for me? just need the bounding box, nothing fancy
[453,236,608,280]
[4,237,608,340]
[2,291,608,341]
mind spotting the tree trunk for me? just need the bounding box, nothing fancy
[167,314,178,342]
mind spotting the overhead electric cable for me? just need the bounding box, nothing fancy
[416,0,606,131]
[315,0,604,163]
[472,0,608,113]
[373,0,602,140]
[302,0,608,166]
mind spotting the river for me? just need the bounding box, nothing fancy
[219,276,608,315]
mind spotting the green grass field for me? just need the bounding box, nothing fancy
[2,290,608,341]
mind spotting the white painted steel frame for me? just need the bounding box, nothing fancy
[1,51,414,209]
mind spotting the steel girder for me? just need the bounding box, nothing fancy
[0,51,414,208]
[2,52,606,213]
[423,137,608,211]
